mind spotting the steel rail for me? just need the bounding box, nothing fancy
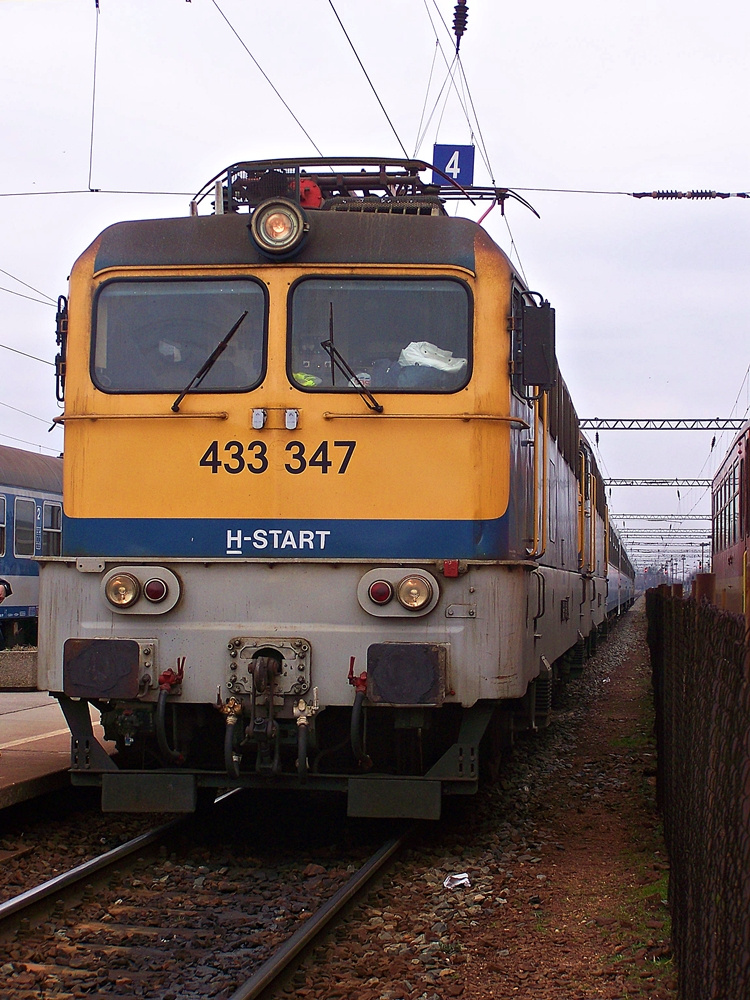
[228,828,412,1000]
[0,790,242,926]
[0,815,185,925]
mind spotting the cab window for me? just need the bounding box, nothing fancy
[92,279,267,393]
[288,277,471,392]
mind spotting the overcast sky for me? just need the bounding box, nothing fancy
[1,0,747,572]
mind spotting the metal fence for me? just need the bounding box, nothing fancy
[646,588,750,1000]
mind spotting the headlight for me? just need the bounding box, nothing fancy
[105,573,140,608]
[396,575,433,610]
[249,198,309,256]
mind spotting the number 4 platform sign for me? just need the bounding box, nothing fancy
[432,144,475,187]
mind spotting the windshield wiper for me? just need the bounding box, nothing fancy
[320,303,383,413]
[171,310,249,412]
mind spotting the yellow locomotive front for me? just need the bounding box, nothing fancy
[39,159,563,818]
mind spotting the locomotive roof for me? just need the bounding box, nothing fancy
[93,211,479,274]
[0,443,63,494]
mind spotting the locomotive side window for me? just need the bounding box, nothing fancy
[288,278,471,392]
[42,502,62,556]
[0,496,5,557]
[14,498,35,558]
[92,280,267,393]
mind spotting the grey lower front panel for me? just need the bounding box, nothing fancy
[93,772,452,819]
[347,776,443,820]
[101,772,198,813]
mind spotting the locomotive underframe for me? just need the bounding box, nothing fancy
[39,557,608,818]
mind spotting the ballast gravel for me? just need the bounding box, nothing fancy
[278,599,675,1000]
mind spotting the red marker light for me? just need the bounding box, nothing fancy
[144,578,168,603]
[368,580,393,605]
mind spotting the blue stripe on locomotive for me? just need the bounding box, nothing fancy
[61,512,511,561]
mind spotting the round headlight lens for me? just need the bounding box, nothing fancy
[368,580,393,605]
[105,573,140,608]
[396,575,433,610]
[144,578,168,603]
[250,199,308,255]
[263,210,295,242]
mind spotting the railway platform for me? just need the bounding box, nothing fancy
[0,692,111,809]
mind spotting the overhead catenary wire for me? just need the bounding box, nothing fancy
[88,0,100,191]
[0,267,56,304]
[414,4,467,155]
[326,1,409,159]
[208,0,324,157]
[0,399,52,425]
[0,342,55,366]
[0,189,194,198]
[416,1,493,180]
[416,2,495,183]
[0,431,60,453]
[0,285,56,307]
[0,182,747,202]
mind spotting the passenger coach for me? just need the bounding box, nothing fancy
[0,444,63,648]
[39,158,632,817]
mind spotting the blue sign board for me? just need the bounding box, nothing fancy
[432,143,475,186]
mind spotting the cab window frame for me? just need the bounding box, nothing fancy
[90,276,269,396]
[286,274,473,395]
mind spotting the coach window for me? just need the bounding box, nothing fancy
[288,278,471,392]
[0,497,5,556]
[92,279,267,393]
[42,502,62,556]
[14,498,35,558]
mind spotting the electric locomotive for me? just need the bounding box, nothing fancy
[0,444,63,650]
[39,158,628,817]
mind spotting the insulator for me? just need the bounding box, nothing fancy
[453,2,468,51]
[632,189,730,200]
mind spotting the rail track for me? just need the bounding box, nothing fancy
[0,793,409,999]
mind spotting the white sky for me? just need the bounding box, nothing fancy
[1,0,748,573]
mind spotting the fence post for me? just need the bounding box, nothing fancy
[694,572,716,604]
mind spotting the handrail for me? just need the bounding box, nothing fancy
[526,392,548,559]
[323,412,529,426]
[52,412,229,423]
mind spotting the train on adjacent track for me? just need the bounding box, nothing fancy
[38,157,634,818]
[0,444,63,650]
[711,419,749,613]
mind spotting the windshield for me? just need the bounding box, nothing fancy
[92,279,266,393]
[288,278,471,392]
